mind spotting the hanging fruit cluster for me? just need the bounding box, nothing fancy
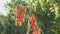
[30,16,40,34]
[15,5,40,34]
[16,5,27,26]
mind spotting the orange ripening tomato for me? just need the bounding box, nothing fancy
[17,21,22,26]
[22,8,27,13]
[30,16,36,22]
[22,13,26,18]
[16,19,22,26]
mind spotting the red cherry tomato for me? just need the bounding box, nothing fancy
[20,18,25,23]
[16,5,20,10]
[31,21,36,27]
[16,5,20,15]
[22,13,26,18]
[16,10,20,15]
[33,31,40,34]
[22,8,27,13]
[34,25,39,31]
[32,22,39,31]
[16,15,20,19]
[30,16,36,22]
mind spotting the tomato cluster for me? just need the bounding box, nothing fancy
[16,5,27,26]
[16,5,20,15]
[30,16,40,34]
[16,5,40,34]
[30,16,39,31]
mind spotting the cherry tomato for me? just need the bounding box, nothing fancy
[22,13,26,18]
[22,8,27,13]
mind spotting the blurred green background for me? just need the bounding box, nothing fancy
[0,0,60,34]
